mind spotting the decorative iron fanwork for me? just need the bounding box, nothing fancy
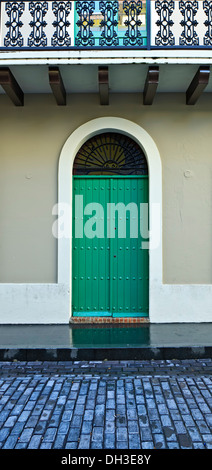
[28,1,48,47]
[4,1,25,47]
[75,1,95,47]
[73,133,148,176]
[203,0,212,45]
[179,0,199,46]
[155,0,175,46]
[99,1,119,46]
[52,1,72,47]
[123,1,143,46]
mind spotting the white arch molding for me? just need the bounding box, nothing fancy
[58,117,163,322]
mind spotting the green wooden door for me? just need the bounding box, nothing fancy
[72,176,149,317]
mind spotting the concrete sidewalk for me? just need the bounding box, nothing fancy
[0,323,212,361]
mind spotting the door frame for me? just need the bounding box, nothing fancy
[57,117,162,321]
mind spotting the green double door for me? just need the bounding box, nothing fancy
[72,176,149,317]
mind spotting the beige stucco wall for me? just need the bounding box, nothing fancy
[0,91,212,284]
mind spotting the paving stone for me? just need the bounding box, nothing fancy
[117,427,128,441]
[174,420,187,434]
[65,442,78,449]
[19,428,34,443]
[3,436,18,449]
[15,442,28,449]
[167,441,180,449]
[105,420,115,432]
[34,421,48,434]
[181,414,196,427]
[48,414,61,427]
[83,410,94,422]
[104,432,115,449]
[4,415,18,427]
[40,442,52,449]
[128,433,141,449]
[193,442,205,449]
[81,420,92,434]
[0,428,11,442]
[18,410,32,423]
[153,433,166,449]
[142,441,154,449]
[57,422,69,434]
[178,433,193,449]
[10,422,25,435]
[127,408,137,420]
[196,420,211,434]
[116,441,129,449]
[150,420,163,434]
[91,426,104,441]
[202,435,212,448]
[187,426,203,442]
[43,427,57,442]
[78,434,91,449]
[28,435,42,449]
[128,420,139,433]
[91,441,103,449]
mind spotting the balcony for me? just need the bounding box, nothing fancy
[0,0,212,54]
[0,1,212,106]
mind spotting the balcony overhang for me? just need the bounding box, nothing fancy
[1,0,212,62]
[0,63,211,106]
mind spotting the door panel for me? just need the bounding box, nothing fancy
[72,176,149,317]
[72,177,110,316]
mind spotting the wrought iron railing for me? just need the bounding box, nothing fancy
[0,1,212,51]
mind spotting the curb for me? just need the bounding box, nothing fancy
[1,346,212,361]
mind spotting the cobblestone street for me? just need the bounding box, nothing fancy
[0,359,211,451]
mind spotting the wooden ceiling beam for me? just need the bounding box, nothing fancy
[49,67,66,106]
[98,66,109,105]
[186,66,210,105]
[143,66,159,105]
[0,67,24,106]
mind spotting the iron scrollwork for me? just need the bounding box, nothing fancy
[52,1,72,47]
[203,0,212,45]
[123,1,143,46]
[75,1,95,47]
[155,0,175,46]
[4,1,25,47]
[179,1,199,46]
[99,1,119,46]
[28,1,48,47]
[73,133,148,176]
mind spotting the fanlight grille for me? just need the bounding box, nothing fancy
[73,133,148,175]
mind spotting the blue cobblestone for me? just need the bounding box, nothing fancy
[0,428,11,443]
[3,435,18,449]
[92,426,104,441]
[28,434,42,449]
[0,360,211,449]
[117,426,128,441]
[78,434,90,449]
[19,427,34,443]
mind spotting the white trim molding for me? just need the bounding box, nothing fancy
[1,52,212,65]
[58,117,163,322]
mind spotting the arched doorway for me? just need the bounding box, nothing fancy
[57,117,162,323]
[72,132,149,318]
